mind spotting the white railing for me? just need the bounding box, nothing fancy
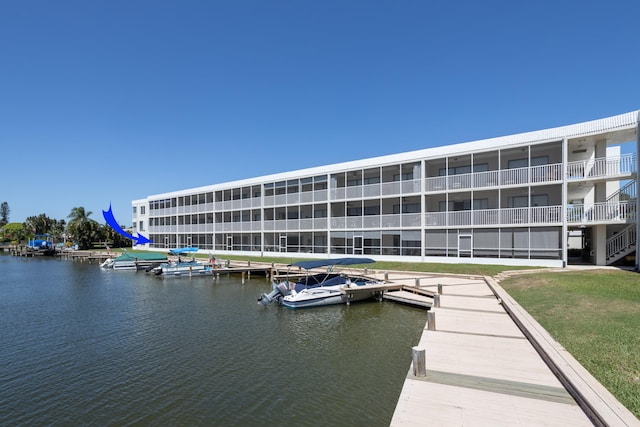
[531,163,562,183]
[424,163,562,192]
[567,153,636,180]
[424,205,563,227]
[606,180,636,205]
[606,224,636,261]
[330,180,420,199]
[448,174,471,190]
[424,176,446,192]
[500,167,529,186]
[474,170,500,188]
[567,201,636,223]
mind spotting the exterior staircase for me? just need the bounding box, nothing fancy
[606,223,636,265]
[605,180,636,265]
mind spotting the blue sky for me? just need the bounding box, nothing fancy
[1,0,638,225]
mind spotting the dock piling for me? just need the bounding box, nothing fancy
[411,347,426,377]
[427,311,436,331]
[437,283,443,294]
[433,293,440,308]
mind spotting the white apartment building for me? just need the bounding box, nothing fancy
[132,110,639,268]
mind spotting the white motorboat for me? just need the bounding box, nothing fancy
[258,258,383,309]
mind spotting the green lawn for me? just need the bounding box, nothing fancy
[500,269,640,418]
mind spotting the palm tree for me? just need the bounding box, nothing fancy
[66,207,99,249]
[67,207,92,225]
[24,213,56,235]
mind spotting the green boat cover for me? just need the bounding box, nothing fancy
[115,252,167,261]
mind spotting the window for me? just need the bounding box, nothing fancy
[473,163,489,172]
[508,158,528,169]
[509,196,528,208]
[531,194,548,207]
[314,175,328,190]
[508,194,549,208]
[439,198,488,211]
[364,205,380,215]
[509,156,548,169]
[402,203,421,213]
[531,156,549,166]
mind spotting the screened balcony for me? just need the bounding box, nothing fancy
[424,205,563,228]
[424,163,562,193]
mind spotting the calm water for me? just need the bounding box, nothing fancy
[0,254,426,426]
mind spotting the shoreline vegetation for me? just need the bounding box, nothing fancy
[13,247,638,418]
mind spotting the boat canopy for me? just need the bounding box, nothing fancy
[116,252,167,261]
[290,258,375,270]
[169,247,199,255]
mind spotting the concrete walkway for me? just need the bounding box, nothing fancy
[382,272,639,427]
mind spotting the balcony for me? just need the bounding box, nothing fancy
[425,205,563,228]
[567,201,636,224]
[567,154,636,181]
[424,163,562,193]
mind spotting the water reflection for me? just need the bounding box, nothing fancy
[0,255,426,426]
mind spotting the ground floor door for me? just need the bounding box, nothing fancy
[353,235,363,255]
[458,234,472,257]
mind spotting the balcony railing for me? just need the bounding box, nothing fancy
[567,153,636,180]
[425,163,562,193]
[425,205,563,228]
[330,179,421,200]
[567,201,636,224]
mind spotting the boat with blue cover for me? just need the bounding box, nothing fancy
[258,258,383,308]
[26,234,55,255]
[151,247,215,277]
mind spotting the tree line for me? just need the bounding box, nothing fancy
[0,202,131,250]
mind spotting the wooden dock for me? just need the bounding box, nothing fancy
[382,289,432,308]
[386,272,639,426]
[56,250,113,263]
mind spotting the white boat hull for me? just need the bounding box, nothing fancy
[154,262,213,277]
[281,282,381,309]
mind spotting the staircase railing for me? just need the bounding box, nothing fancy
[606,180,636,205]
[606,224,637,263]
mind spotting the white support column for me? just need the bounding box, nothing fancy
[636,117,640,272]
[562,137,568,267]
[593,224,607,266]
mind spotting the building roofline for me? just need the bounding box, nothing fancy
[136,110,639,201]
